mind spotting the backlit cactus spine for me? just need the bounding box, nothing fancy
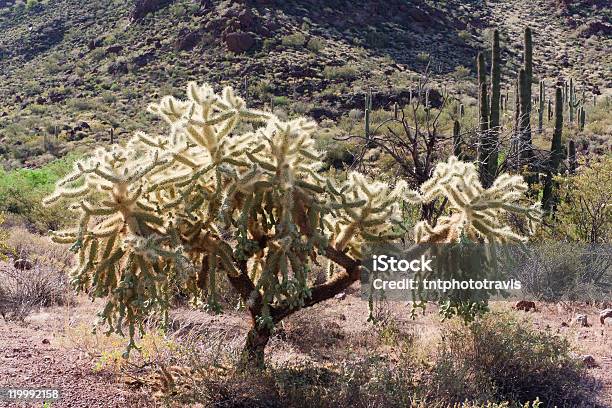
[414,157,541,244]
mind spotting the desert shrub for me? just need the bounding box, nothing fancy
[272,95,290,106]
[306,37,324,53]
[452,65,471,80]
[0,262,73,321]
[427,313,592,406]
[458,30,471,41]
[25,0,39,10]
[555,154,611,243]
[66,97,100,112]
[0,154,79,231]
[0,228,74,321]
[281,33,306,48]
[323,65,357,80]
[0,214,8,260]
[417,51,430,62]
[509,241,611,301]
[6,227,73,268]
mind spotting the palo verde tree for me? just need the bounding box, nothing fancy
[44,82,541,369]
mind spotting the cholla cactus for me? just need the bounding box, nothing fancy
[44,82,404,361]
[414,156,541,244]
[326,173,409,257]
[44,83,539,367]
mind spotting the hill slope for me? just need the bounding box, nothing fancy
[0,0,610,168]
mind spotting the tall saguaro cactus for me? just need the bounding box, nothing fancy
[542,87,563,212]
[523,27,533,105]
[453,119,462,158]
[518,69,533,163]
[518,27,533,166]
[483,29,501,188]
[537,80,544,133]
[477,52,492,186]
[568,139,577,174]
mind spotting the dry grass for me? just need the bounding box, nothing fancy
[0,227,74,321]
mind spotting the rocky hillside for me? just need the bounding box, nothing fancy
[0,0,610,168]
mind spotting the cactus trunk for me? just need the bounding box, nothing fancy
[537,80,544,133]
[568,139,577,174]
[453,120,462,158]
[477,52,493,187]
[542,87,563,213]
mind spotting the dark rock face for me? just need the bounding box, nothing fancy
[21,18,65,59]
[174,30,202,51]
[107,60,129,75]
[224,31,254,53]
[130,0,175,22]
[575,20,612,38]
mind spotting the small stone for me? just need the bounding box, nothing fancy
[13,259,33,270]
[600,309,612,325]
[334,292,346,300]
[580,355,598,368]
[575,314,589,327]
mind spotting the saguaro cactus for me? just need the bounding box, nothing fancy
[364,89,372,147]
[579,107,586,131]
[547,97,552,121]
[542,87,563,212]
[568,139,577,174]
[518,69,533,163]
[484,28,501,187]
[453,119,462,158]
[567,78,581,124]
[523,27,533,113]
[517,27,534,166]
[477,52,492,186]
[538,80,544,133]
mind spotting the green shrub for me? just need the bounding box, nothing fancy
[458,30,472,41]
[323,65,357,80]
[428,313,591,406]
[281,33,306,48]
[417,51,430,62]
[25,0,39,10]
[452,65,471,80]
[0,155,79,232]
[306,37,324,53]
[272,95,290,106]
[0,214,8,261]
[555,154,611,243]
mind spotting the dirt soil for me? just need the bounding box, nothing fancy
[1,288,611,407]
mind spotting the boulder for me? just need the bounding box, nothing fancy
[105,45,124,55]
[515,300,537,312]
[600,308,612,325]
[174,30,202,51]
[13,259,33,270]
[224,31,254,53]
[130,0,174,22]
